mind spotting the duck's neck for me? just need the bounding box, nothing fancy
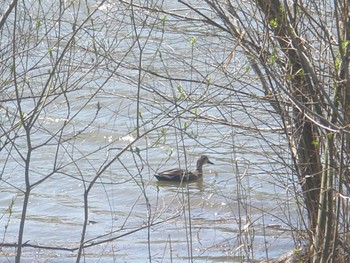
[196,160,204,175]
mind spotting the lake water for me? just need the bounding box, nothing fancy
[0,1,303,262]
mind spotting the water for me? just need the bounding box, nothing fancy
[0,1,301,262]
[0,148,298,262]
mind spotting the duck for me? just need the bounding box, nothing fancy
[154,155,214,182]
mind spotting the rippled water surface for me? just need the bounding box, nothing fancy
[0,1,300,262]
[1,141,297,262]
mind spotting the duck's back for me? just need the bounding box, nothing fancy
[155,168,198,181]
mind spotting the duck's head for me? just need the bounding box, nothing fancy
[198,155,214,166]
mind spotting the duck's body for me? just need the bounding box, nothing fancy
[154,155,214,182]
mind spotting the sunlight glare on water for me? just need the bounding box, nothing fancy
[0,0,300,262]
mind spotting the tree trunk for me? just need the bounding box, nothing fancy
[255,0,322,232]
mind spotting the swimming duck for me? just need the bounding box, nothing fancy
[154,155,214,182]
